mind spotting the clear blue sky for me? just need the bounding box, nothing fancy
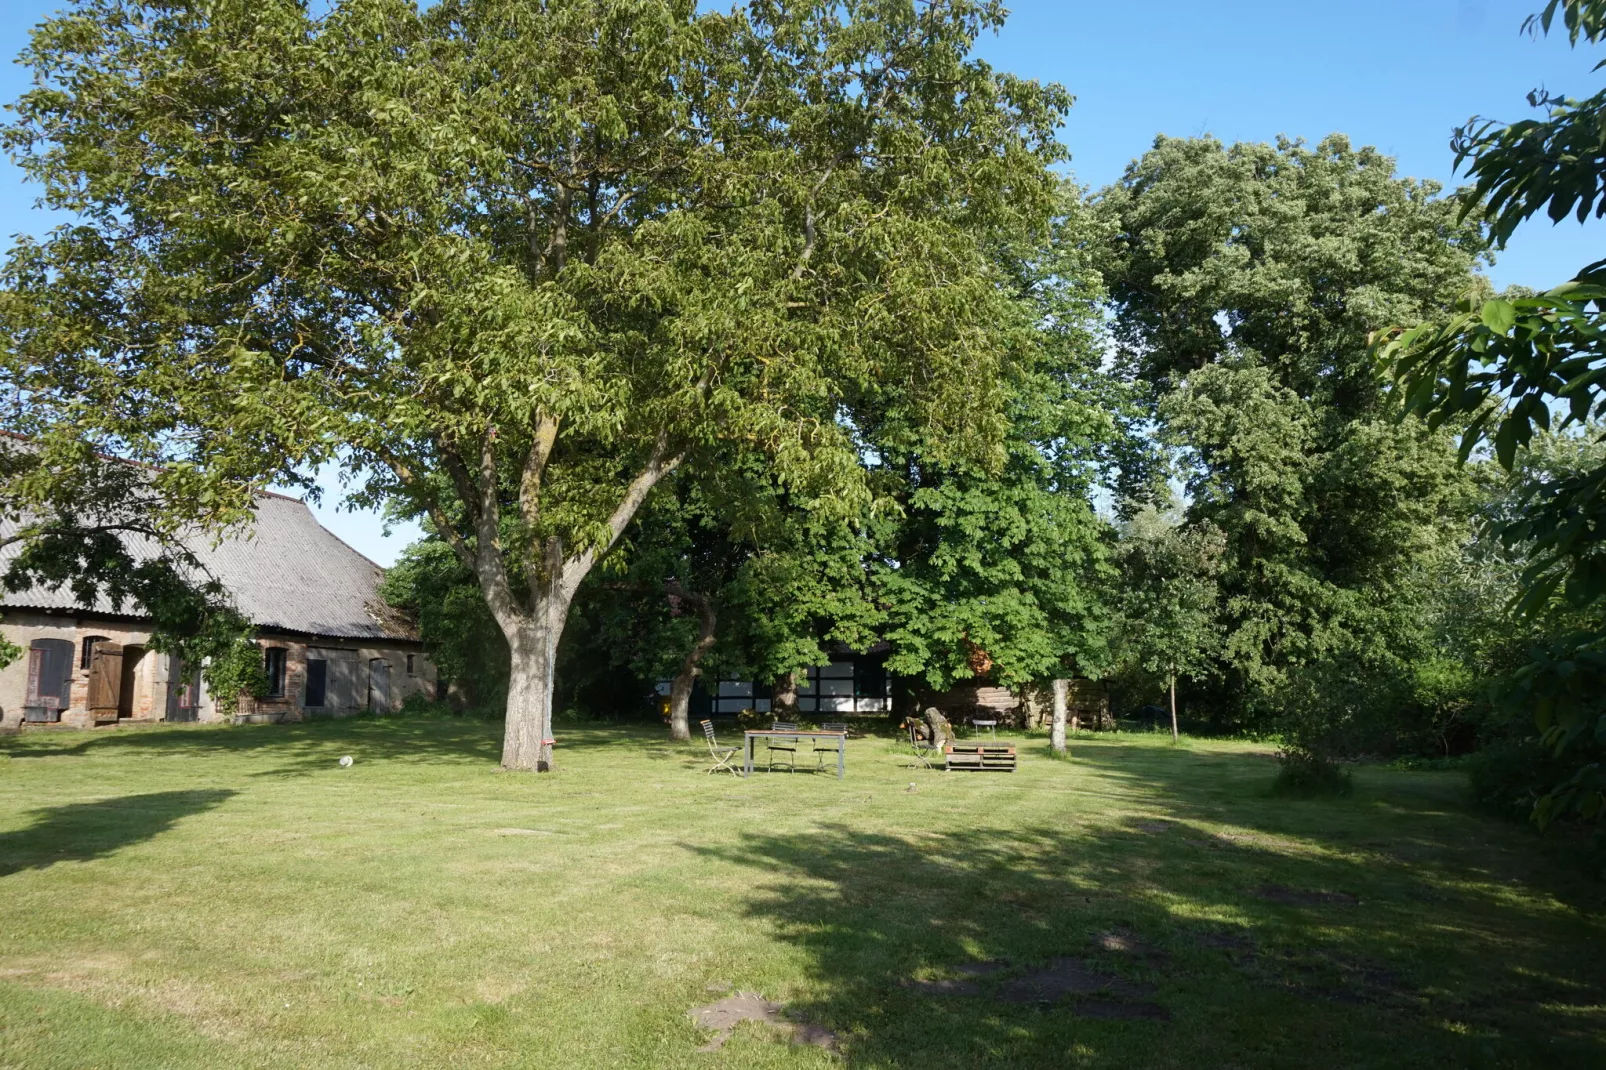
[2,0,1600,564]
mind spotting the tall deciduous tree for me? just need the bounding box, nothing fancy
[1114,505,1224,742]
[0,0,1071,769]
[1099,135,1486,731]
[865,188,1129,695]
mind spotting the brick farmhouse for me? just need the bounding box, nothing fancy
[1,491,435,730]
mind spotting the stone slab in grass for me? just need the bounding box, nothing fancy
[687,992,838,1053]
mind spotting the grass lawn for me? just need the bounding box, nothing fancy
[0,718,1602,1069]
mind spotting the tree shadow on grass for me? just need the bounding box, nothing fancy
[688,745,1606,1068]
[0,789,235,878]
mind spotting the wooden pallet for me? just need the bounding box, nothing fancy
[944,744,1017,772]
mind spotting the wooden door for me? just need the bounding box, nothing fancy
[117,645,145,719]
[23,640,74,722]
[369,659,390,714]
[87,643,123,725]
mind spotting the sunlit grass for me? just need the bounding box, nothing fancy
[0,718,1601,1068]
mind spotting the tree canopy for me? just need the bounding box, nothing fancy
[1098,134,1488,738]
[1,0,1073,769]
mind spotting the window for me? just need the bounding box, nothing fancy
[264,647,287,698]
[304,658,327,707]
[405,653,415,676]
[80,635,108,670]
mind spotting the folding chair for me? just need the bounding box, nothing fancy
[701,720,741,777]
[814,722,848,772]
[767,721,801,773]
[907,721,941,770]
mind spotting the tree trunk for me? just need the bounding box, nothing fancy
[1050,677,1068,757]
[414,421,686,772]
[770,671,796,713]
[668,668,697,742]
[501,605,564,772]
[1168,668,1179,744]
[666,584,717,742]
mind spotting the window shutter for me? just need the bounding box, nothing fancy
[87,643,124,723]
[24,647,44,706]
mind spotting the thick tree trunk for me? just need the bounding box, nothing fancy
[420,423,681,773]
[1050,678,1068,757]
[772,670,798,717]
[501,605,564,772]
[668,668,697,741]
[665,585,717,742]
[1169,668,1179,744]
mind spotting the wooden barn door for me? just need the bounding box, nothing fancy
[87,643,123,725]
[368,659,390,714]
[23,639,74,722]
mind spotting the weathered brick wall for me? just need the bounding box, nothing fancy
[235,636,437,724]
[2,616,437,730]
[0,612,170,729]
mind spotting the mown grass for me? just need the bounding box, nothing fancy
[0,717,1602,1069]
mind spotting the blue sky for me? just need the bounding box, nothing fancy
[2,0,1601,564]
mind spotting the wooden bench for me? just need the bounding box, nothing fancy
[944,744,1016,772]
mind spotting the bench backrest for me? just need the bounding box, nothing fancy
[771,721,800,732]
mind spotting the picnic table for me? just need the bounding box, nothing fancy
[743,729,847,778]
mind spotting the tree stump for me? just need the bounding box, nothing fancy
[922,706,956,748]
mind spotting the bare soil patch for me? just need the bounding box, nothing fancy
[1253,883,1359,906]
[995,957,1156,1004]
[1094,927,1167,960]
[1070,998,1172,1020]
[687,992,838,1053]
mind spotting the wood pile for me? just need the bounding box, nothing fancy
[944,744,1017,772]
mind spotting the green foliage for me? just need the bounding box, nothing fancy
[1112,504,1224,710]
[1466,738,1576,822]
[0,624,20,671]
[1099,134,1487,736]
[0,0,1074,765]
[868,188,1128,691]
[1379,1,1606,826]
[199,631,270,720]
[380,537,509,708]
[1270,750,1354,798]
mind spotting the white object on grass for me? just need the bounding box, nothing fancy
[338,755,354,768]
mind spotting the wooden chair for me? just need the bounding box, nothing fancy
[813,722,848,771]
[701,720,740,777]
[906,721,940,770]
[767,721,801,773]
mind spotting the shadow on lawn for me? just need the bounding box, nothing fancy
[0,789,234,878]
[692,743,1606,1068]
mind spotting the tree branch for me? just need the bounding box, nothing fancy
[560,428,682,596]
[518,412,560,532]
[376,449,475,571]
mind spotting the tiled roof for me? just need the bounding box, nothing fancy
[0,494,417,642]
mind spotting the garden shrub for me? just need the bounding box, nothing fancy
[1271,749,1353,797]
